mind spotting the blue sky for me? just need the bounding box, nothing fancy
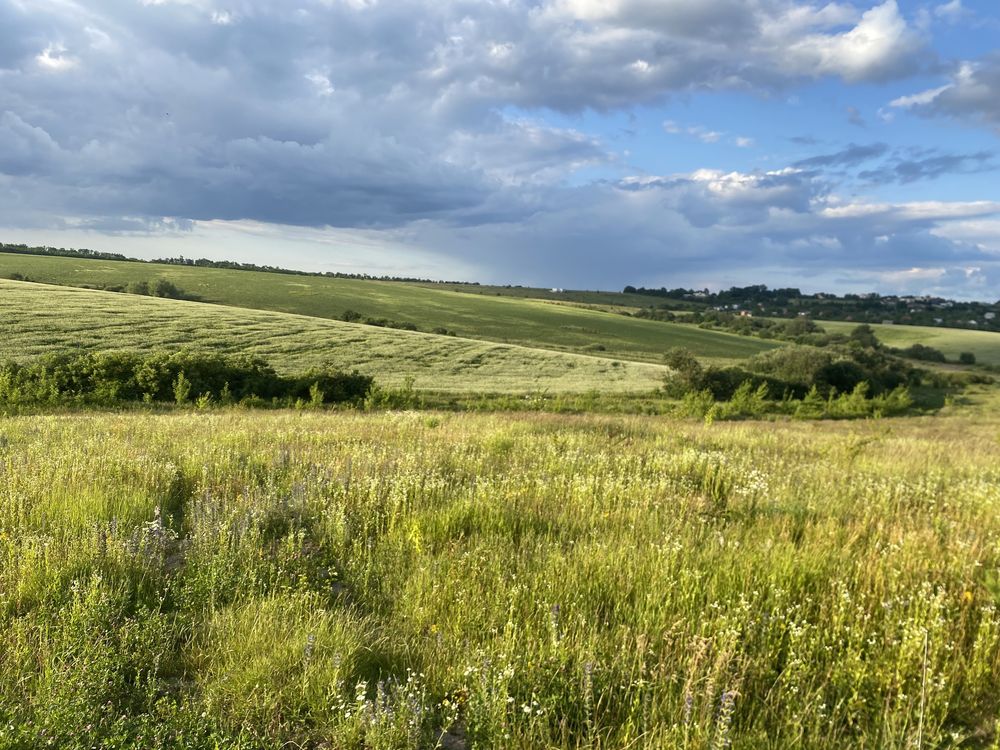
[1,0,999,297]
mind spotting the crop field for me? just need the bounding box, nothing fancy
[820,320,1000,366]
[0,281,670,394]
[0,255,774,363]
[0,410,998,748]
[412,282,662,308]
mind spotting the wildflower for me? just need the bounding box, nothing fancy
[714,690,737,750]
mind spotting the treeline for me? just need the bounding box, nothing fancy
[659,312,979,366]
[0,351,373,408]
[626,284,803,305]
[0,242,477,285]
[151,256,475,285]
[625,282,1000,330]
[0,242,132,262]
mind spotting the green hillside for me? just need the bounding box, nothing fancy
[0,280,669,393]
[0,253,774,363]
[821,320,1000,366]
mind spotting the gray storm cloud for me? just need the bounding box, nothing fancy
[0,0,997,296]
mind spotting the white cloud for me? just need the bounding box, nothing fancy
[783,1,924,83]
[891,58,1000,130]
[305,70,335,96]
[663,121,726,144]
[890,85,951,109]
[934,0,965,22]
[35,42,77,71]
[211,10,236,25]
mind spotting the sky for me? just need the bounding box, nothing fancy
[2,0,1000,297]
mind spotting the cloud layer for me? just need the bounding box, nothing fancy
[0,0,997,296]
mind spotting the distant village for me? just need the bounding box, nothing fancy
[624,285,1000,332]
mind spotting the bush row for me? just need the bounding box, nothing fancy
[679,381,914,421]
[339,310,458,336]
[0,351,373,407]
[664,343,918,402]
[5,273,188,300]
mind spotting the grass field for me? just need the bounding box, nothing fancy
[0,254,774,363]
[413,282,665,308]
[0,280,671,394]
[820,320,1000,366]
[1,409,998,748]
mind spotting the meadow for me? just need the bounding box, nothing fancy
[820,321,1000,367]
[0,409,998,749]
[0,255,774,363]
[0,281,667,394]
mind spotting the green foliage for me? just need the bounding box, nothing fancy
[663,346,705,397]
[849,323,880,349]
[664,343,920,420]
[172,371,191,405]
[820,319,1000,367]
[960,351,977,365]
[0,351,374,407]
[364,376,423,410]
[892,342,947,363]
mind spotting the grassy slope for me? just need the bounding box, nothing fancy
[413,281,664,307]
[821,320,1000,365]
[2,410,999,747]
[0,280,670,393]
[0,253,774,363]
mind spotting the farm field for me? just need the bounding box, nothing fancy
[821,320,1000,366]
[0,281,668,394]
[0,410,998,748]
[412,282,663,308]
[0,254,774,364]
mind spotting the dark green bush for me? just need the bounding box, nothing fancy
[0,351,373,407]
[891,343,947,363]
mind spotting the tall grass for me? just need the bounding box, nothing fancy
[0,411,998,748]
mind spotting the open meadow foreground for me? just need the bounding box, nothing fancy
[5,0,1000,748]
[1,409,999,749]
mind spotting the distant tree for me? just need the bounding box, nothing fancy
[958,352,977,365]
[849,324,879,349]
[663,347,704,396]
[152,278,182,298]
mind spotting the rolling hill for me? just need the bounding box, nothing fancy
[0,253,775,364]
[0,280,671,393]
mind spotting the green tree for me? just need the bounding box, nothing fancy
[848,324,879,349]
[172,371,192,405]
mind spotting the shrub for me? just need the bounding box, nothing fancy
[0,351,374,408]
[662,347,705,397]
[151,279,183,299]
[893,343,946,363]
[958,352,977,365]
